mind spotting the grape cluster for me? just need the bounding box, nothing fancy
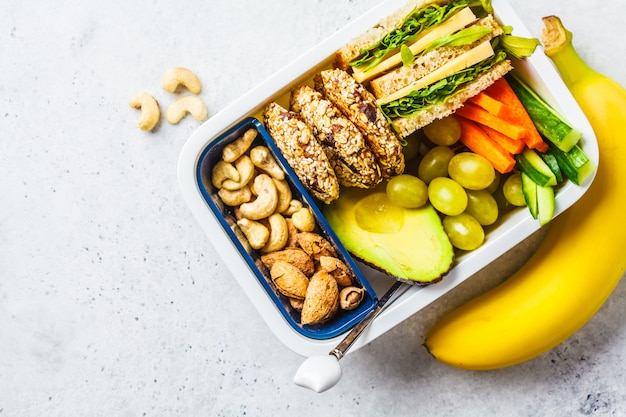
[386,115,527,252]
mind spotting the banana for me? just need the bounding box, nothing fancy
[424,16,626,370]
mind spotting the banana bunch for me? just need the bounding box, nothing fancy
[424,16,626,370]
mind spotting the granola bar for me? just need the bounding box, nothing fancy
[264,102,340,204]
[314,68,405,178]
[290,85,382,188]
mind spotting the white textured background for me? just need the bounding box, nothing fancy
[1,0,625,416]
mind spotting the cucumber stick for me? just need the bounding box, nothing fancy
[520,172,555,226]
[507,75,582,152]
[548,143,596,185]
[536,183,555,226]
[539,151,563,183]
[520,172,538,218]
[515,148,557,186]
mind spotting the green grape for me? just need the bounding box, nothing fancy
[422,115,461,146]
[428,177,468,216]
[487,170,501,194]
[465,189,499,226]
[503,172,527,207]
[443,213,485,251]
[418,146,455,184]
[493,175,515,212]
[402,132,423,162]
[448,152,495,190]
[386,174,429,208]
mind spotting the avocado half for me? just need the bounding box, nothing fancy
[323,184,454,285]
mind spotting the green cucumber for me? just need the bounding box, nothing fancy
[521,172,555,226]
[539,151,563,183]
[520,172,538,219]
[515,148,557,187]
[536,183,555,226]
[549,143,596,186]
[507,75,582,152]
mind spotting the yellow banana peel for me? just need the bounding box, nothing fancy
[424,16,626,370]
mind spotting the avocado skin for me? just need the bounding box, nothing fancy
[323,184,454,285]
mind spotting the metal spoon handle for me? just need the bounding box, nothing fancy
[330,280,406,360]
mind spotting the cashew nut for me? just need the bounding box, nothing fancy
[262,213,289,253]
[249,146,285,180]
[222,129,257,163]
[273,178,292,214]
[211,160,239,189]
[239,174,278,220]
[218,185,252,206]
[166,96,208,124]
[236,218,269,250]
[161,67,202,94]
[282,199,303,216]
[291,207,316,232]
[129,93,160,131]
[221,155,255,191]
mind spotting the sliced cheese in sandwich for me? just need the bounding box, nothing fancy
[351,7,478,83]
[377,40,496,105]
[370,14,503,99]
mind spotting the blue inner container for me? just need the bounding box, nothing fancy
[195,116,379,340]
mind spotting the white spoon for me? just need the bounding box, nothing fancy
[293,280,406,392]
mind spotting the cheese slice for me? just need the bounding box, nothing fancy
[352,7,478,83]
[376,40,495,105]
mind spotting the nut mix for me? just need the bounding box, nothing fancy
[130,67,208,130]
[211,127,365,326]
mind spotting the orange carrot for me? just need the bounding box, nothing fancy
[479,124,525,155]
[455,102,525,140]
[483,78,549,152]
[469,92,505,116]
[457,117,516,174]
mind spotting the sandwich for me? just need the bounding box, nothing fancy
[335,0,517,138]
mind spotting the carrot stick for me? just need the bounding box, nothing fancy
[484,78,549,152]
[457,117,516,174]
[469,92,505,116]
[455,102,526,140]
[479,124,525,155]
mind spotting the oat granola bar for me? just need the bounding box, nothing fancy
[314,69,405,178]
[290,85,382,188]
[264,102,340,204]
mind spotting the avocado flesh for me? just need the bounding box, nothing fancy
[323,184,454,285]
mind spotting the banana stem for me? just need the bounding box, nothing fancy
[541,16,597,87]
